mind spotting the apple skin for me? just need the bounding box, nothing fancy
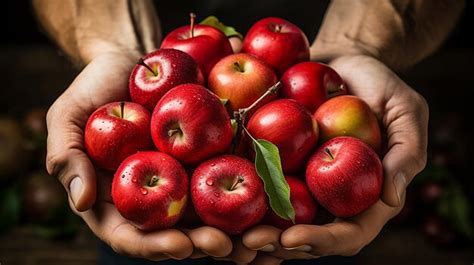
[242,17,309,75]
[112,151,188,231]
[208,53,278,113]
[314,95,382,153]
[129,49,203,111]
[246,99,319,173]
[84,101,152,170]
[161,24,233,77]
[264,175,317,230]
[306,136,383,217]
[191,155,267,235]
[151,84,233,165]
[280,62,347,113]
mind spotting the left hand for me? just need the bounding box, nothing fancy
[242,54,429,262]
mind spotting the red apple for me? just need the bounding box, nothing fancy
[242,17,309,75]
[208,53,278,112]
[306,136,383,217]
[160,13,233,77]
[151,84,233,165]
[112,151,188,231]
[246,99,318,173]
[129,48,203,111]
[280,62,347,113]
[264,175,317,229]
[191,155,267,235]
[84,101,152,170]
[314,95,382,152]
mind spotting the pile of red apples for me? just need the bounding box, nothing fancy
[84,15,383,235]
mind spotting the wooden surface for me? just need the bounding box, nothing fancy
[0,226,97,265]
[0,225,472,265]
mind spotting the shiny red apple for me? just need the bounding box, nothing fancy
[112,151,188,231]
[191,155,267,235]
[208,53,278,112]
[306,136,383,217]
[280,62,347,113]
[314,95,382,152]
[129,48,203,111]
[264,175,317,229]
[151,84,233,165]
[242,17,309,75]
[160,13,233,77]
[84,101,152,170]
[246,99,318,173]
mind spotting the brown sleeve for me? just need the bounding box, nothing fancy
[32,0,161,66]
[311,0,465,71]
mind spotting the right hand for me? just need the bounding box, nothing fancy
[46,52,254,261]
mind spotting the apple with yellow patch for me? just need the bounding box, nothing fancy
[112,151,188,231]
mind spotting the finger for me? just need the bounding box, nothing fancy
[243,225,280,252]
[81,202,193,260]
[243,225,317,260]
[382,89,429,207]
[250,253,283,265]
[229,37,243,53]
[186,226,232,258]
[227,237,258,264]
[46,102,97,211]
[281,199,402,257]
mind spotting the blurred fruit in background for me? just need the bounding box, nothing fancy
[0,116,32,183]
[0,110,80,240]
[21,170,67,223]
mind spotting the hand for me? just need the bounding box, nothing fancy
[242,54,428,260]
[45,52,239,261]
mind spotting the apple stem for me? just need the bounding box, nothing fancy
[233,61,244,72]
[148,176,159,187]
[137,58,157,76]
[229,176,244,191]
[325,148,334,160]
[190,12,196,38]
[231,81,282,154]
[120,101,125,119]
[275,25,282,32]
[168,128,181,137]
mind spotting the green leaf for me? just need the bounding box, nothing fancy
[200,16,243,39]
[438,182,473,238]
[0,185,21,234]
[249,134,295,222]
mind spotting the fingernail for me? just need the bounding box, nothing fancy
[393,172,407,205]
[70,177,83,208]
[255,244,275,252]
[284,245,312,252]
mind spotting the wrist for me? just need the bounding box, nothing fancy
[310,35,381,64]
[78,40,142,66]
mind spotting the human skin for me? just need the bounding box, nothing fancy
[33,0,463,263]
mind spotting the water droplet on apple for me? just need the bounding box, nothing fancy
[210,163,216,167]
[205,179,214,186]
[132,178,138,183]
[214,192,220,198]
[141,188,148,195]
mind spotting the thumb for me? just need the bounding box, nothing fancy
[381,91,428,207]
[46,105,97,212]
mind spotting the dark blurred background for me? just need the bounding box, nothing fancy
[1,1,473,265]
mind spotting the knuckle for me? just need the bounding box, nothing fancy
[46,150,70,182]
[343,245,364,256]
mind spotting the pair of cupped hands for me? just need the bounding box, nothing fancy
[46,40,428,264]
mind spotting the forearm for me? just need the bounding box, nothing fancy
[311,0,464,71]
[32,0,161,66]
